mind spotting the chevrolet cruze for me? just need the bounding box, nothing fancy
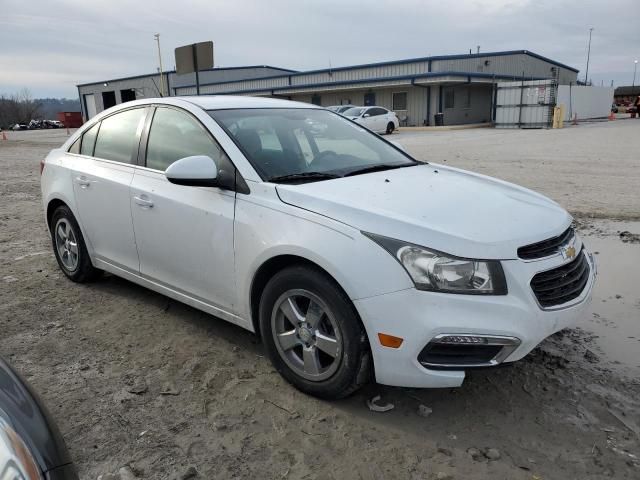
[40,96,596,399]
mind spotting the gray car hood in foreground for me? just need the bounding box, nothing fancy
[276,163,572,260]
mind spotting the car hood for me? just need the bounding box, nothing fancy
[275,163,571,259]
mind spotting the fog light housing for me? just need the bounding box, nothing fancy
[418,334,520,370]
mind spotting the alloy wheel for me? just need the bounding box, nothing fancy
[54,218,79,272]
[271,289,343,381]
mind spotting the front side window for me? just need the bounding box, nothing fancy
[210,108,417,182]
[94,108,146,163]
[80,122,100,156]
[146,107,223,171]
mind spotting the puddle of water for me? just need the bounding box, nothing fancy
[580,220,640,374]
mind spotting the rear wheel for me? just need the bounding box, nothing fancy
[259,265,371,399]
[50,205,101,282]
[386,122,395,134]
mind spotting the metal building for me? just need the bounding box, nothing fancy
[77,50,578,126]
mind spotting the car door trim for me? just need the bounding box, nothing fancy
[93,257,251,330]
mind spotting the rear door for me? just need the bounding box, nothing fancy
[69,107,147,272]
[130,106,237,312]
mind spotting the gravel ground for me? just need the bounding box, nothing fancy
[0,126,639,480]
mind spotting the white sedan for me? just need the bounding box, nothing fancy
[342,106,399,134]
[41,96,595,399]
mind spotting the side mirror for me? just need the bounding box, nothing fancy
[165,155,218,187]
[363,113,370,118]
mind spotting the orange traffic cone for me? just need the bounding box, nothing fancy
[1,130,7,141]
[608,111,616,121]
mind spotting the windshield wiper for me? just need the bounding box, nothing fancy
[268,171,341,184]
[342,163,417,177]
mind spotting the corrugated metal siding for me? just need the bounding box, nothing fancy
[495,80,556,128]
[170,67,293,88]
[431,53,577,84]
[77,75,164,115]
[290,61,429,85]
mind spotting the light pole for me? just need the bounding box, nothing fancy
[154,33,165,97]
[584,27,594,85]
[633,60,638,88]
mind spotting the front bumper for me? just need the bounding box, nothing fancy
[354,250,596,388]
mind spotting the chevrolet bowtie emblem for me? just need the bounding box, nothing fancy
[562,245,576,260]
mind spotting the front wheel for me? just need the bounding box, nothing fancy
[50,205,102,282]
[386,122,395,134]
[259,265,371,399]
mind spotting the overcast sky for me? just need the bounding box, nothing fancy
[1,0,638,98]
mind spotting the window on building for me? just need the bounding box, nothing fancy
[146,107,224,171]
[120,89,136,103]
[461,87,471,109]
[80,122,100,156]
[392,92,407,111]
[102,91,116,109]
[444,88,455,109]
[93,108,146,163]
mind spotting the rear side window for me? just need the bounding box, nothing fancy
[68,138,80,154]
[80,123,100,156]
[94,108,146,164]
[146,107,223,171]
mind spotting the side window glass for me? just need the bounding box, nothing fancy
[80,123,100,156]
[94,108,146,164]
[146,107,223,171]
[68,137,80,154]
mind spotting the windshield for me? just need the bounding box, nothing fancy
[342,107,365,117]
[209,108,416,182]
[337,106,353,113]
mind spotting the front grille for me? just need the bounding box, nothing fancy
[530,250,590,308]
[518,227,574,260]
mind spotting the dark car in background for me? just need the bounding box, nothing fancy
[0,356,77,479]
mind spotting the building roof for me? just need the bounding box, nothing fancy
[77,49,579,89]
[76,65,297,88]
[614,86,640,96]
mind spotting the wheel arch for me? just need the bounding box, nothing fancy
[249,254,360,338]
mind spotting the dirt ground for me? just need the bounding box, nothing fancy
[0,125,639,480]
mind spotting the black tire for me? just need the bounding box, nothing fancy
[259,265,371,399]
[50,205,102,282]
[386,122,395,134]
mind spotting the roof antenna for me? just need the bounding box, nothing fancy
[329,59,333,77]
[477,45,480,54]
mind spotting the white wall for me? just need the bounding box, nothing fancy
[557,86,614,121]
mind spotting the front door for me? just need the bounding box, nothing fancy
[70,107,147,271]
[364,92,376,106]
[130,106,236,313]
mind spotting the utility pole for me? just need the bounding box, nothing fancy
[633,60,638,88]
[154,33,165,97]
[584,27,594,85]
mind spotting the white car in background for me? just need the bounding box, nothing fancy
[40,96,595,399]
[326,105,356,114]
[343,106,399,134]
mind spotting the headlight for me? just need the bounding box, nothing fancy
[364,232,507,294]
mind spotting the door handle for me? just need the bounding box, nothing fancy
[75,176,90,188]
[133,195,154,209]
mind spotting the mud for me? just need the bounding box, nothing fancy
[1,128,639,479]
